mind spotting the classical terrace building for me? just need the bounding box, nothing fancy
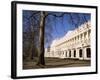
[45,21,91,60]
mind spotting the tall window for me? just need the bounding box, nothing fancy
[69,50,71,57]
[75,37,76,41]
[74,50,76,57]
[88,30,91,38]
[86,48,91,58]
[78,35,79,40]
[79,49,82,57]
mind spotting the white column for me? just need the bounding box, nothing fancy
[71,49,74,58]
[83,48,87,60]
[86,31,88,39]
[61,51,63,58]
[56,51,58,58]
[64,51,66,58]
[76,48,79,59]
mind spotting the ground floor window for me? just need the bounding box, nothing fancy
[86,48,91,58]
[74,50,76,57]
[79,49,82,57]
[69,50,71,57]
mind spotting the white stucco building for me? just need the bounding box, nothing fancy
[45,21,91,60]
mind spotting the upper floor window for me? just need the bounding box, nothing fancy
[88,29,91,37]
[84,32,87,39]
[78,35,79,40]
[80,34,83,40]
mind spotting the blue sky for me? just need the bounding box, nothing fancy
[23,10,91,47]
[47,12,90,39]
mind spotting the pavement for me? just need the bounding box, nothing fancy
[23,57,91,69]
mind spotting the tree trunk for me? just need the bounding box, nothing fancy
[37,11,45,66]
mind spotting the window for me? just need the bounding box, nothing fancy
[69,50,71,57]
[78,35,79,40]
[79,49,82,57]
[88,30,91,38]
[74,50,76,57]
[80,34,83,40]
[75,37,76,40]
[86,48,91,58]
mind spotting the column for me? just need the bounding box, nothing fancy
[88,30,91,43]
[79,34,82,43]
[86,31,88,39]
[61,51,63,58]
[82,33,84,43]
[62,51,66,58]
[83,48,87,60]
[76,48,79,59]
[71,49,74,58]
[64,51,67,58]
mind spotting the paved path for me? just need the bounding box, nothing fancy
[23,57,90,69]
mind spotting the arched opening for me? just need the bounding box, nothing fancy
[86,48,91,58]
[79,49,82,57]
[74,50,76,57]
[69,50,71,57]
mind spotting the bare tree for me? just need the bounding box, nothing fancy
[37,11,46,65]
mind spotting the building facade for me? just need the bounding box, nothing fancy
[45,21,91,60]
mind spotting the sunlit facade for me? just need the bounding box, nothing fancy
[45,21,91,60]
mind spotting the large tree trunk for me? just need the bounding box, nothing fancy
[37,11,45,66]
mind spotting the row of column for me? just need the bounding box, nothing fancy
[56,47,91,60]
[45,48,91,60]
